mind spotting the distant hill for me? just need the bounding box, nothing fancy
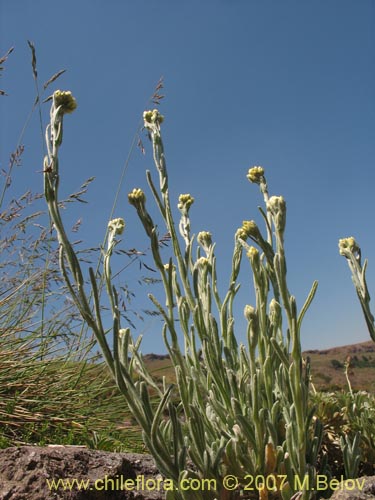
[143,340,375,392]
[303,340,375,391]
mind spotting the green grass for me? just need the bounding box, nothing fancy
[0,355,145,452]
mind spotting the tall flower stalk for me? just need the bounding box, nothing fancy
[44,93,324,499]
[337,237,375,481]
[338,237,375,343]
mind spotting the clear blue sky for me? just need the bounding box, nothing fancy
[1,0,375,353]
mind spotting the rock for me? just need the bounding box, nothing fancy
[0,445,164,500]
[330,476,375,500]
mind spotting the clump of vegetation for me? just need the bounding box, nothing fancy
[311,390,375,478]
[0,45,145,453]
[43,87,357,499]
[0,141,145,451]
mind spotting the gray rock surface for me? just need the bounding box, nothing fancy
[329,476,375,500]
[0,445,164,500]
[2,445,373,500]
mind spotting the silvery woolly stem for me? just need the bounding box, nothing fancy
[43,91,116,378]
[143,110,196,312]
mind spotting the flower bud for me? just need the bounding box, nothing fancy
[247,246,260,264]
[267,196,286,233]
[245,304,259,346]
[269,299,281,327]
[247,246,261,277]
[267,195,286,215]
[197,231,212,253]
[244,305,257,322]
[118,329,127,338]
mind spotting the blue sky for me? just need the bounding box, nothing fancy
[1,0,375,353]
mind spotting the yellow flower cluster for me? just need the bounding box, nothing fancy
[247,166,264,184]
[236,227,247,241]
[338,237,359,256]
[128,188,146,206]
[247,246,259,260]
[241,220,261,240]
[143,109,164,125]
[108,218,125,236]
[178,193,194,211]
[53,90,77,114]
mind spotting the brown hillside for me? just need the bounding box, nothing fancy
[144,341,375,392]
[304,340,375,391]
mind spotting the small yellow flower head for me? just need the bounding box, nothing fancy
[338,237,361,261]
[247,246,260,269]
[143,109,164,126]
[241,220,262,240]
[128,188,146,207]
[178,194,194,211]
[247,246,259,260]
[338,237,359,255]
[108,218,125,236]
[247,166,265,184]
[236,227,248,241]
[197,231,212,251]
[53,90,77,114]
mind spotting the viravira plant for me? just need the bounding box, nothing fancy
[338,237,375,343]
[44,91,325,500]
[338,236,375,479]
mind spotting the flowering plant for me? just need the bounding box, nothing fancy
[44,95,326,499]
